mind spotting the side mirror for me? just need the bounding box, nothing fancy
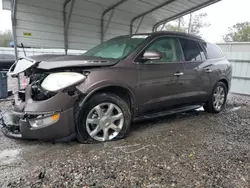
[140,50,162,61]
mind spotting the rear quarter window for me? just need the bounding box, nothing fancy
[202,43,224,60]
[179,38,206,61]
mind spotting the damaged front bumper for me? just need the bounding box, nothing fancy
[1,85,78,141]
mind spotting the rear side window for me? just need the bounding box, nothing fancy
[179,38,205,61]
[201,43,224,59]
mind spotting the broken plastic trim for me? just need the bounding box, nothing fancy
[7,57,39,77]
[0,111,22,138]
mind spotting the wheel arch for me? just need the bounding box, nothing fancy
[78,84,137,117]
[218,78,229,92]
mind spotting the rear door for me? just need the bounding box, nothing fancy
[179,38,209,103]
[200,42,226,94]
[135,36,186,114]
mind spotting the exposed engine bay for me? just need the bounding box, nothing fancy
[0,55,117,141]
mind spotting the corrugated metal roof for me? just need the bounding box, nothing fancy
[3,0,220,50]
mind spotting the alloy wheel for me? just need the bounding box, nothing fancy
[213,86,225,111]
[85,103,124,142]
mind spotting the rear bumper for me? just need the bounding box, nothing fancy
[1,85,78,141]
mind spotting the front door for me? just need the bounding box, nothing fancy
[135,36,186,114]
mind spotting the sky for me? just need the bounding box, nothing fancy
[196,0,250,42]
[0,1,11,32]
[0,0,250,43]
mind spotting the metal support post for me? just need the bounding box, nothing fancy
[11,0,20,90]
[63,0,75,55]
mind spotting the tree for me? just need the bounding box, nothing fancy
[164,23,185,32]
[0,30,13,47]
[188,13,210,36]
[162,13,210,37]
[166,17,185,32]
[223,22,250,42]
[161,17,185,32]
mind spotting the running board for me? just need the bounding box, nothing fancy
[133,105,202,122]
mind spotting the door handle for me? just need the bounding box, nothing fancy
[205,69,212,73]
[174,72,184,76]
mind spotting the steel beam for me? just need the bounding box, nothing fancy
[63,0,75,55]
[104,9,115,35]
[152,0,221,32]
[11,0,20,90]
[232,76,250,81]
[11,0,17,59]
[63,0,71,54]
[229,59,250,63]
[101,0,128,42]
[135,16,145,34]
[160,23,166,31]
[130,0,177,34]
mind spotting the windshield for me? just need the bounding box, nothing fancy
[83,35,149,59]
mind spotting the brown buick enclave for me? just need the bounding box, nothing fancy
[1,32,232,143]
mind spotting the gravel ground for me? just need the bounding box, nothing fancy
[0,78,250,188]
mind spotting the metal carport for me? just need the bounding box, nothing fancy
[2,0,221,56]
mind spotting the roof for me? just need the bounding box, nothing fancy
[2,0,220,51]
[111,31,205,43]
[135,31,204,40]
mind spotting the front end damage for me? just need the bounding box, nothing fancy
[1,83,79,141]
[0,56,88,141]
[0,55,118,141]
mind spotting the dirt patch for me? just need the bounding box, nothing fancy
[0,94,250,188]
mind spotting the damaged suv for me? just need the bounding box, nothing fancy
[1,32,232,143]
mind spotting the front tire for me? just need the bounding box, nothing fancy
[204,82,228,113]
[75,93,131,143]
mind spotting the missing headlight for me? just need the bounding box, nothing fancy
[31,84,56,101]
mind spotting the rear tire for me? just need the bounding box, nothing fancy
[204,82,228,113]
[75,93,131,143]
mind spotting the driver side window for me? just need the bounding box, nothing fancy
[146,37,181,63]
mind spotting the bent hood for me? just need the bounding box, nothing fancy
[8,55,119,75]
